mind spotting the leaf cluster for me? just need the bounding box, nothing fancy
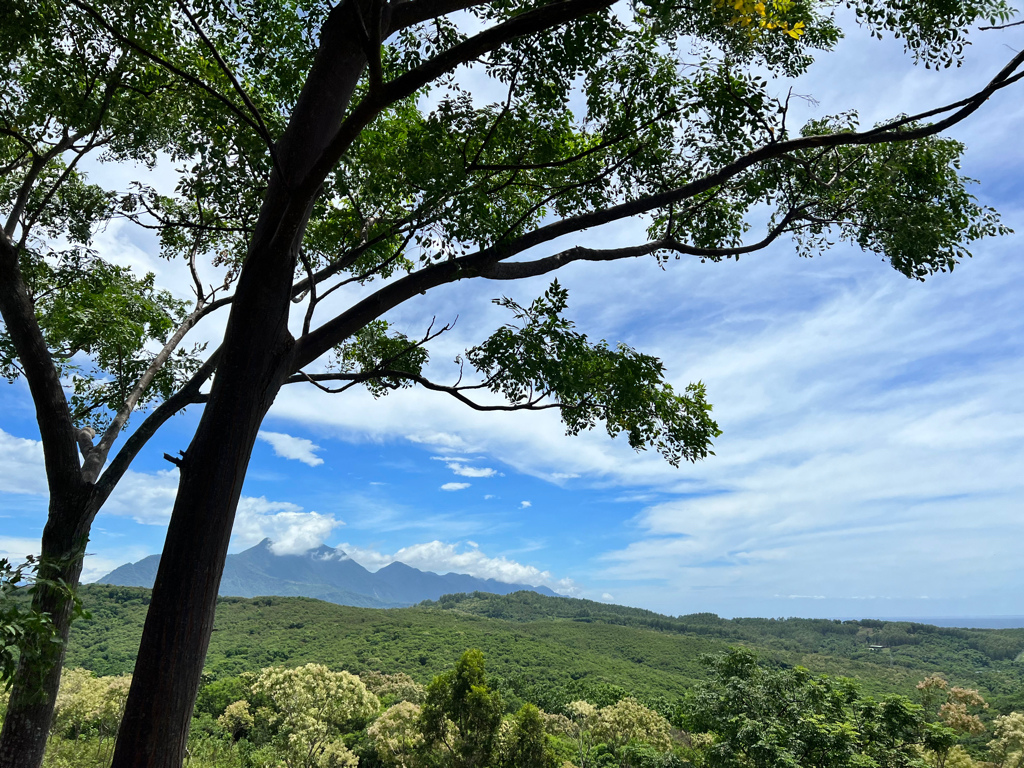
[467,282,720,466]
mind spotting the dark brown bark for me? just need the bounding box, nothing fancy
[0,501,94,768]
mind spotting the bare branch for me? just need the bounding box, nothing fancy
[979,18,1024,29]
[3,131,80,239]
[482,207,805,279]
[286,369,560,411]
[92,351,219,505]
[298,249,318,336]
[351,0,384,93]
[80,301,220,483]
[386,0,483,34]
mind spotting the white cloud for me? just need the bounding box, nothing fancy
[407,432,476,451]
[0,536,147,584]
[432,455,497,477]
[0,429,47,496]
[519,501,532,509]
[341,540,578,594]
[81,551,149,583]
[446,462,497,478]
[601,593,615,602]
[231,496,343,555]
[99,468,342,556]
[102,469,180,524]
[257,431,324,467]
[0,536,40,562]
[441,482,471,491]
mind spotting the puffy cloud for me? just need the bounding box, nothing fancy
[0,536,144,584]
[341,540,578,594]
[232,496,343,555]
[440,482,470,491]
[0,429,47,496]
[99,468,341,555]
[102,469,180,524]
[519,501,532,509]
[80,551,149,583]
[257,431,324,467]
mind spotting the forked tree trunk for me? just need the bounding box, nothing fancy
[0,495,93,768]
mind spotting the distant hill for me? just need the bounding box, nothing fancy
[67,586,1024,717]
[96,539,560,607]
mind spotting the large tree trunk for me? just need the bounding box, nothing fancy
[108,297,294,767]
[109,5,374,764]
[0,494,93,768]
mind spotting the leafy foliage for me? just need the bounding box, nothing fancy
[0,251,200,426]
[0,557,86,694]
[467,282,720,465]
[421,649,505,768]
[683,648,931,768]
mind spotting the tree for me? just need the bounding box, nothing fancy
[246,663,379,768]
[0,3,230,761]
[0,0,1020,766]
[989,712,1024,768]
[495,703,558,768]
[682,648,938,768]
[420,649,504,768]
[368,701,427,768]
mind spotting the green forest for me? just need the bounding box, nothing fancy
[4,586,1022,768]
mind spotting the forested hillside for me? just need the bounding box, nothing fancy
[67,586,1024,716]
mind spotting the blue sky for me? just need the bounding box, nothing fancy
[2,15,1023,620]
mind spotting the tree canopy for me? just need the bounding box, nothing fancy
[1,0,1021,764]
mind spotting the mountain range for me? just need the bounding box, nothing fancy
[96,539,559,608]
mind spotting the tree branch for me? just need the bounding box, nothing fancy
[304,0,616,193]
[92,351,219,506]
[81,297,225,484]
[173,0,283,173]
[0,235,83,495]
[480,208,804,279]
[386,0,486,35]
[67,0,270,142]
[292,49,1023,369]
[285,369,560,411]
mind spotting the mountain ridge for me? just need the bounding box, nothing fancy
[96,539,559,608]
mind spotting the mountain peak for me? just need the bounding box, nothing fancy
[307,544,349,561]
[95,539,558,606]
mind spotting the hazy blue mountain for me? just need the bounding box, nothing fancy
[96,539,559,608]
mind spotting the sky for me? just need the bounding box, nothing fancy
[1,12,1023,621]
